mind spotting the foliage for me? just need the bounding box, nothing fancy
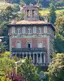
[0,52,15,81]
[48,53,64,81]
[13,4,20,12]
[18,57,40,81]
[54,34,64,53]
[50,0,64,7]
[49,3,56,24]
[39,8,64,16]
[54,15,64,53]
[0,5,19,50]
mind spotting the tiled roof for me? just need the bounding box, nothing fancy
[15,20,48,25]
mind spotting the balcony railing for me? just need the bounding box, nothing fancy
[12,48,46,52]
[34,63,49,66]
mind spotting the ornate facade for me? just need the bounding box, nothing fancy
[8,4,55,67]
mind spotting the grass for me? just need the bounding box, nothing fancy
[39,7,64,16]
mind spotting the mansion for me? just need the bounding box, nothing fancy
[8,4,55,67]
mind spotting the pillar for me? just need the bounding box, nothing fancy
[29,52,31,58]
[36,54,38,63]
[44,54,46,63]
[40,53,42,64]
[26,52,28,57]
[22,52,24,59]
[33,53,35,63]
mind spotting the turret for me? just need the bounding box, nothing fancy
[22,4,39,21]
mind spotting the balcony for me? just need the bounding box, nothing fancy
[12,48,46,52]
[34,63,49,66]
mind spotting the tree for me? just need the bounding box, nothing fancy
[13,4,20,12]
[0,52,15,81]
[54,15,64,53]
[48,53,64,81]
[18,57,40,81]
[0,5,18,50]
[49,3,56,24]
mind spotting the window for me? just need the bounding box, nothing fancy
[22,27,26,34]
[12,27,15,34]
[44,26,47,33]
[17,28,21,34]
[27,41,32,48]
[32,10,34,17]
[28,27,31,34]
[33,26,36,33]
[16,41,21,48]
[27,10,30,17]
[38,27,41,34]
[38,42,43,48]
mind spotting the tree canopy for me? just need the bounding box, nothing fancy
[54,15,64,53]
[49,3,56,24]
[18,57,40,81]
[48,53,64,81]
[0,52,15,81]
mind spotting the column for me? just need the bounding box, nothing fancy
[15,52,17,56]
[44,54,46,63]
[36,54,38,63]
[29,52,31,58]
[26,52,28,58]
[22,52,24,59]
[33,53,35,63]
[40,53,42,64]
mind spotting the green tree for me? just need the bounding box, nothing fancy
[18,57,40,81]
[54,15,64,53]
[0,52,15,81]
[0,5,18,50]
[48,53,64,81]
[13,4,20,12]
[49,3,56,24]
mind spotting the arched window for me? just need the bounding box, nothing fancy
[28,27,31,34]
[32,10,35,17]
[33,26,36,33]
[12,27,15,34]
[16,41,21,48]
[22,27,26,34]
[27,10,30,17]
[27,41,32,48]
[38,27,41,34]
[44,26,47,33]
[17,28,21,34]
[38,42,43,48]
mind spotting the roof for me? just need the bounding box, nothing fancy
[8,20,55,31]
[16,20,48,24]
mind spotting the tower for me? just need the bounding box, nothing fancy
[8,4,55,68]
